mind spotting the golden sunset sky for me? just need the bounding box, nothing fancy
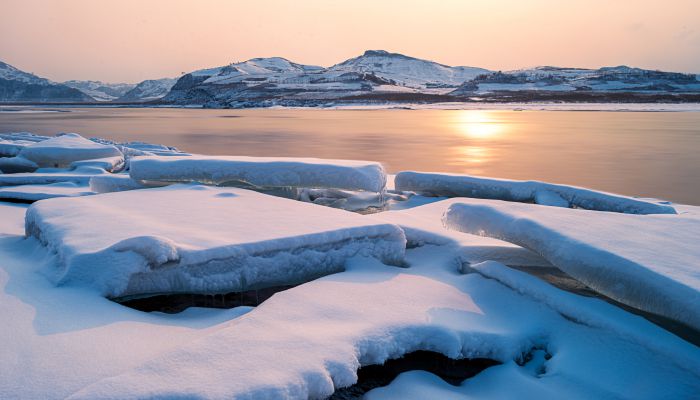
[1,0,699,83]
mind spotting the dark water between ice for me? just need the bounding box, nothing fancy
[1,107,698,204]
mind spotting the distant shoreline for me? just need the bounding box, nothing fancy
[2,102,700,112]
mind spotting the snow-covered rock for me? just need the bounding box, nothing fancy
[18,133,123,168]
[129,155,387,192]
[395,171,676,214]
[443,199,700,330]
[25,184,406,297]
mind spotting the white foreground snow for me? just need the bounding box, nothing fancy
[129,155,388,192]
[443,199,700,330]
[0,203,253,399]
[69,250,700,400]
[26,184,406,297]
[395,171,676,214]
[1,187,699,399]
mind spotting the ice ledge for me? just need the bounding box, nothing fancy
[395,171,676,215]
[25,184,406,297]
[129,155,388,192]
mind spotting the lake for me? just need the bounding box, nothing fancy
[1,107,698,205]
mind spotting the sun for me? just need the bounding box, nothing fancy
[453,110,504,139]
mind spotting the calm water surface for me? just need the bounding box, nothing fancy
[1,107,698,204]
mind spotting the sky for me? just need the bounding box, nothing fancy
[1,0,699,83]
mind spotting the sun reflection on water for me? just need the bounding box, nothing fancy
[449,111,507,173]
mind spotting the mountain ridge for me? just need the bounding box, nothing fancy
[2,51,699,106]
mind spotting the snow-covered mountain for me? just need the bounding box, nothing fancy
[163,56,372,107]
[329,50,489,89]
[117,78,177,102]
[0,61,94,102]
[62,80,135,101]
[451,65,700,95]
[163,51,490,107]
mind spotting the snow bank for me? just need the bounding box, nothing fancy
[443,199,700,330]
[395,171,676,215]
[0,182,93,201]
[18,133,123,168]
[129,155,387,192]
[26,184,406,297]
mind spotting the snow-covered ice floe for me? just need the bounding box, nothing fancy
[395,171,676,214]
[443,199,700,330]
[0,168,108,186]
[25,184,406,297]
[129,155,387,192]
[0,182,93,201]
[370,198,551,268]
[11,133,123,169]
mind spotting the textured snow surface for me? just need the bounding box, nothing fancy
[0,203,254,398]
[395,171,676,214]
[70,252,700,400]
[25,184,406,297]
[129,155,387,192]
[443,199,700,330]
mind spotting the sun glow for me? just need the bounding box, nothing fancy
[453,111,505,139]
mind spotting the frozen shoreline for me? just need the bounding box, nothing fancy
[1,131,699,399]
